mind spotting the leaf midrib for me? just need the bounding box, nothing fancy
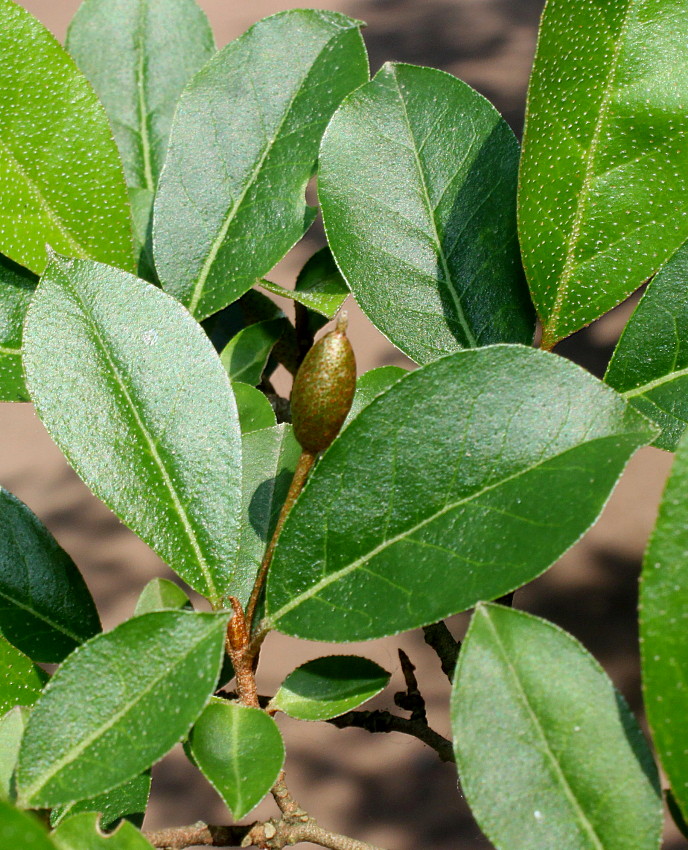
[136,0,155,191]
[269,428,641,624]
[391,67,478,349]
[187,26,351,316]
[543,0,634,342]
[54,260,218,600]
[621,364,688,399]
[480,609,606,849]
[21,619,220,804]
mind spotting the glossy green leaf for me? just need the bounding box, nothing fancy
[260,248,349,319]
[50,774,151,831]
[0,0,134,275]
[153,10,368,321]
[519,0,688,349]
[128,189,156,283]
[233,383,277,435]
[271,656,390,721]
[220,319,285,386]
[23,257,242,606]
[0,487,100,663]
[267,345,654,641]
[235,424,301,608]
[0,255,36,402]
[17,610,227,808]
[203,289,284,353]
[319,63,533,364]
[188,700,284,820]
[640,424,688,821]
[452,604,661,850]
[0,707,29,802]
[51,813,153,850]
[0,636,47,716]
[345,366,407,425]
[67,0,215,191]
[605,240,688,450]
[0,800,56,850]
[133,579,191,616]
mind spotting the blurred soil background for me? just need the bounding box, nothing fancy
[5,1,683,847]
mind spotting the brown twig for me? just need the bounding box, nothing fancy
[394,649,426,723]
[327,708,454,763]
[145,822,251,849]
[146,819,386,850]
[226,599,260,708]
[422,621,460,681]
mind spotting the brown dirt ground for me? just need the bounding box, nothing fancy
[6,1,686,847]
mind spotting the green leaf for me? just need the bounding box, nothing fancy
[260,248,349,320]
[0,0,134,275]
[0,800,56,850]
[17,610,227,808]
[640,424,688,821]
[67,0,215,191]
[23,257,242,606]
[319,63,533,364]
[0,707,29,802]
[519,0,688,349]
[133,579,191,616]
[50,773,151,830]
[0,636,47,716]
[220,319,286,386]
[153,10,368,321]
[452,604,661,850]
[271,656,390,721]
[0,255,36,402]
[188,700,284,820]
[236,424,301,608]
[267,345,654,641]
[203,290,284,353]
[233,383,277,435]
[51,813,153,850]
[128,189,156,283]
[0,487,100,663]
[605,240,688,450]
[345,366,407,425]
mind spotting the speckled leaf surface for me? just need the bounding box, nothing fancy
[0,800,56,850]
[272,655,390,721]
[51,813,154,850]
[0,636,46,716]
[319,63,534,364]
[236,424,301,607]
[17,610,227,808]
[233,383,277,435]
[452,605,661,850]
[219,319,286,386]
[260,248,349,319]
[640,424,688,821]
[23,257,242,606]
[0,255,36,401]
[67,0,215,191]
[133,579,190,616]
[0,0,134,275]
[153,10,368,320]
[188,701,284,820]
[606,240,688,450]
[0,487,100,663]
[267,345,654,642]
[519,0,688,349]
[345,366,407,425]
[50,773,151,830]
[0,706,29,802]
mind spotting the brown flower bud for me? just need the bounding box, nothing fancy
[291,313,356,453]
